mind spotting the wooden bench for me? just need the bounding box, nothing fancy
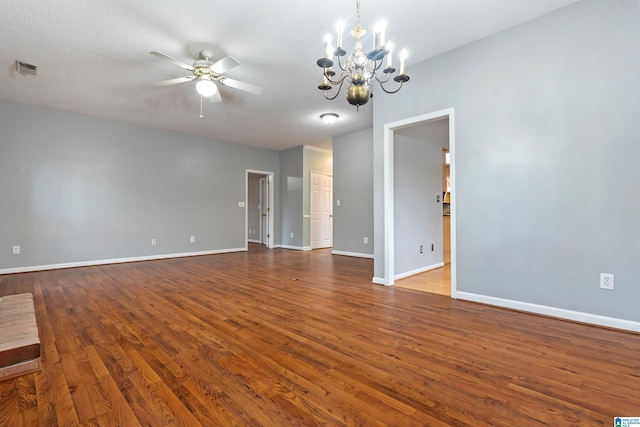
[0,293,41,381]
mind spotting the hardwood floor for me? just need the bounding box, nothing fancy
[394,264,451,296]
[1,245,639,426]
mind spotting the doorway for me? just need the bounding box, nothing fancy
[246,170,274,249]
[382,108,457,297]
[259,177,268,245]
[310,172,333,249]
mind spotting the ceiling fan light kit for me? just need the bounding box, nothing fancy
[316,0,410,110]
[151,49,262,116]
[196,78,218,97]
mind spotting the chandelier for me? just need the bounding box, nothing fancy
[316,0,410,110]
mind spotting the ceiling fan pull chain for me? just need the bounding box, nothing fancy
[200,95,203,118]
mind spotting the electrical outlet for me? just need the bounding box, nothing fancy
[190,236,195,243]
[600,273,614,290]
[151,238,157,246]
[364,237,368,244]
[12,245,20,255]
[290,232,293,238]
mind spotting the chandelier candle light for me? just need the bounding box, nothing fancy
[317,0,410,110]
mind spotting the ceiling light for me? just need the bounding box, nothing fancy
[196,78,217,97]
[316,0,410,110]
[320,113,339,125]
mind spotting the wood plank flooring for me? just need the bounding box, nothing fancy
[394,264,451,296]
[1,245,640,426]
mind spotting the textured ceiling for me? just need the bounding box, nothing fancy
[0,0,580,151]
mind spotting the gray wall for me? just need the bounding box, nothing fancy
[279,146,303,247]
[332,128,374,256]
[0,99,280,269]
[394,120,448,275]
[373,0,640,321]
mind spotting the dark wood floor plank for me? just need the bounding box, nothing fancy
[1,245,640,426]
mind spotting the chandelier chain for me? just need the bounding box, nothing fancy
[356,0,361,27]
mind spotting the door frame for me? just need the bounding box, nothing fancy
[310,171,333,249]
[246,170,275,249]
[259,177,266,245]
[383,107,457,297]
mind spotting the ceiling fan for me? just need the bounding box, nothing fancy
[150,50,263,103]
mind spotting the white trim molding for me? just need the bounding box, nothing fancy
[246,169,275,249]
[383,107,457,296]
[372,277,386,285]
[278,245,312,251]
[458,292,640,333]
[331,250,374,259]
[394,262,444,280]
[303,144,333,154]
[0,247,246,276]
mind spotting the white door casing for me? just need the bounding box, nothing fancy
[311,172,333,249]
[259,178,267,245]
[382,108,456,297]
[246,170,274,249]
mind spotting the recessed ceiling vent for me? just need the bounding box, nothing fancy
[16,60,37,76]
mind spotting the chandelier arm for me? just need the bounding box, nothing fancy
[374,74,405,94]
[325,71,349,86]
[364,58,386,81]
[375,71,392,84]
[323,78,348,100]
[371,59,384,73]
[336,55,349,73]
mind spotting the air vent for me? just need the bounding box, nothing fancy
[16,60,37,76]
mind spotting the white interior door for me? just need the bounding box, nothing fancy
[259,178,266,245]
[262,176,271,247]
[311,173,333,249]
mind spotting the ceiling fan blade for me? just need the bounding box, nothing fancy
[150,51,193,70]
[208,89,222,103]
[155,76,195,87]
[220,78,263,95]
[210,56,239,74]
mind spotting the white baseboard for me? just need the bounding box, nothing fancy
[0,247,246,275]
[457,291,640,333]
[278,245,312,251]
[371,262,444,286]
[394,262,444,280]
[247,239,261,244]
[331,250,374,259]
